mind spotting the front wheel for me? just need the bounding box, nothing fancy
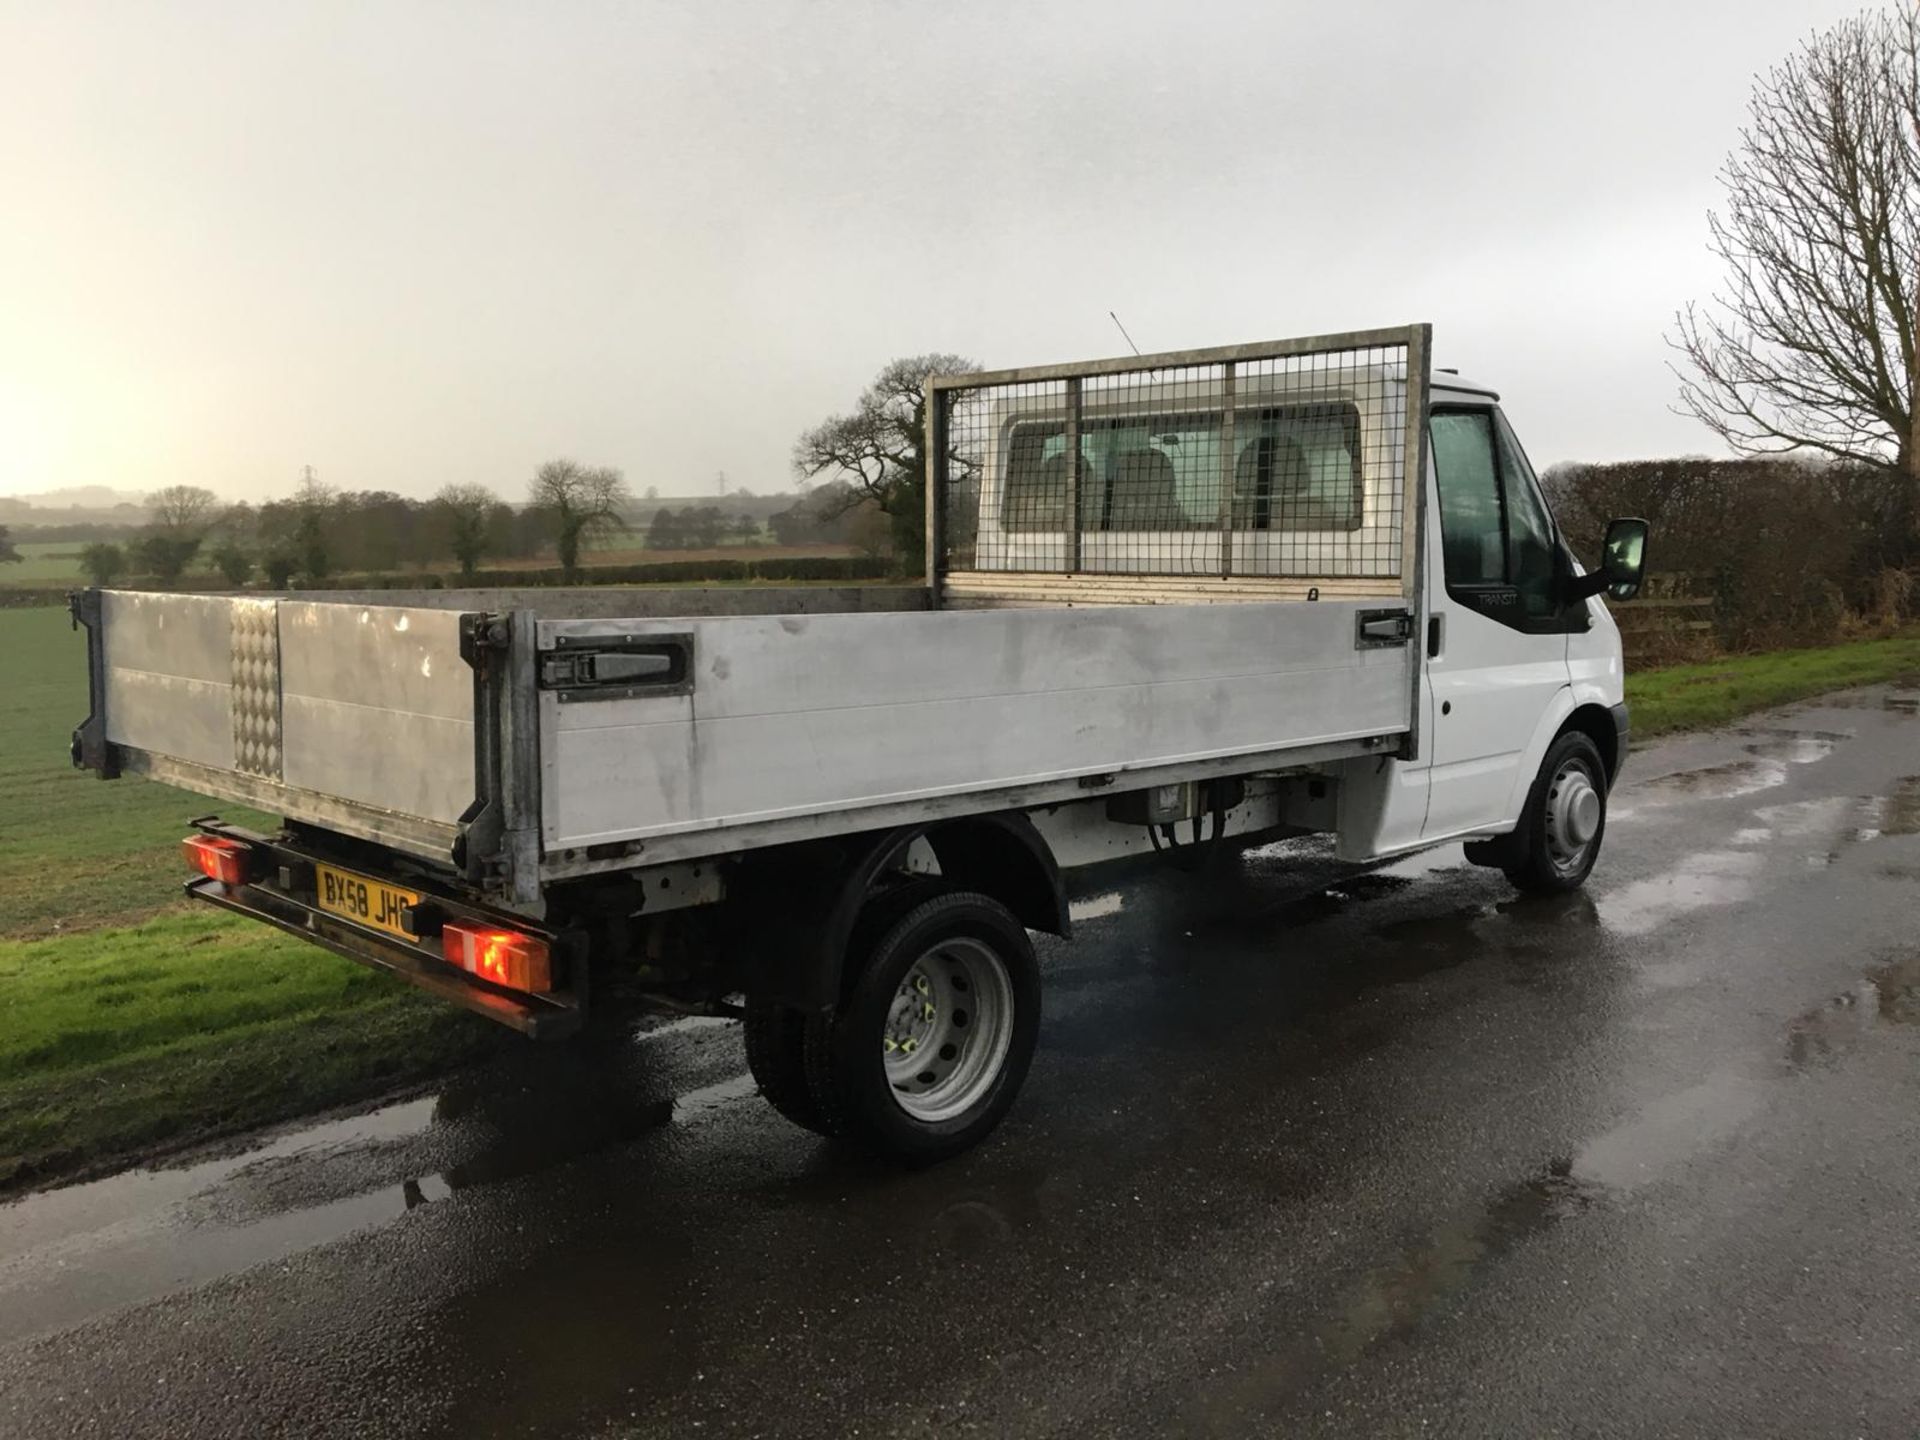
[1490,731,1610,895]
[805,890,1040,1164]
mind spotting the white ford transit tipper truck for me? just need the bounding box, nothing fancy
[69,325,1647,1161]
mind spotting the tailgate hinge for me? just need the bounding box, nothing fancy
[459,612,512,665]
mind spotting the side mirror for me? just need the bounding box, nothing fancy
[1601,516,1649,601]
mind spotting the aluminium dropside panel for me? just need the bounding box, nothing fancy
[536,598,1412,864]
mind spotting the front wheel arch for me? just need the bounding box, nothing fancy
[1560,702,1623,787]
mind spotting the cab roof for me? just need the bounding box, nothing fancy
[1431,370,1500,401]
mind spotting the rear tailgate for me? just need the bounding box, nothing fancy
[72,590,508,875]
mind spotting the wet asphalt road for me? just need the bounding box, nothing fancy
[6,688,1920,1438]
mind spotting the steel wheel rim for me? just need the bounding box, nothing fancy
[1544,757,1602,875]
[883,937,1015,1123]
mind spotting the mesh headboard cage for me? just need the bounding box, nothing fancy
[927,325,1430,604]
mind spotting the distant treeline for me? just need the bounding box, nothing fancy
[6,521,146,544]
[647,482,880,551]
[57,481,885,590]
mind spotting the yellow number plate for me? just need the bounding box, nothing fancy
[315,863,421,940]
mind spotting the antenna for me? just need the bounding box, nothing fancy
[1109,311,1141,356]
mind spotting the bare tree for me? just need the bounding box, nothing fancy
[1673,9,1920,485]
[528,460,629,580]
[434,482,498,580]
[793,354,974,572]
[149,484,221,533]
[291,471,336,583]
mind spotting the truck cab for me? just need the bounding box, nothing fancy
[1397,372,1632,860]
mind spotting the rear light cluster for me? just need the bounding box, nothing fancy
[442,920,553,994]
[183,834,253,886]
[182,832,552,995]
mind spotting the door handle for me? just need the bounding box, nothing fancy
[1427,614,1444,658]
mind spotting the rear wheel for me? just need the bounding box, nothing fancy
[805,890,1040,1164]
[1495,731,1609,895]
[744,1000,834,1136]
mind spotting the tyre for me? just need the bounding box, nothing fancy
[1498,730,1609,895]
[744,1000,835,1136]
[805,890,1040,1164]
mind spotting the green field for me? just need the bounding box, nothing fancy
[1,541,85,587]
[0,606,282,935]
[0,606,499,1191]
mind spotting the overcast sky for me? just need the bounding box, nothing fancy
[0,0,1870,503]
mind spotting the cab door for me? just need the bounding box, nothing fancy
[1421,405,1575,840]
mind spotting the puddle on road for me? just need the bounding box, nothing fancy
[1571,1072,1761,1191]
[1858,775,1920,839]
[1185,1154,1604,1429]
[1595,849,1763,937]
[0,1017,759,1345]
[1376,843,1469,881]
[1317,1158,1601,1367]
[1328,872,1418,902]
[1069,890,1126,922]
[1613,729,1844,818]
[1748,795,1861,841]
[1713,776,1920,870]
[1809,679,1920,715]
[671,1071,760,1120]
[1744,729,1850,763]
[1206,1061,1773,1426]
[1786,950,1920,1069]
[1204,1066,1768,1425]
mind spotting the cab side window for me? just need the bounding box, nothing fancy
[1429,412,1504,586]
[1429,406,1570,631]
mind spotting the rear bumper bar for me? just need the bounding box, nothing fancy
[183,823,584,1040]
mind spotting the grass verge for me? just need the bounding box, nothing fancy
[0,910,507,1191]
[0,606,505,1193]
[1627,629,1920,739]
